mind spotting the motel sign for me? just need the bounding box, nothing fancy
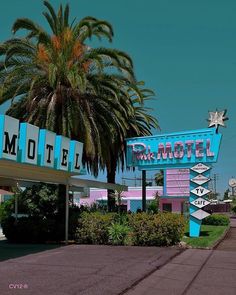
[126,127,222,237]
[126,128,221,169]
[0,115,83,173]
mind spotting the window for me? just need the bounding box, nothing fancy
[162,203,172,212]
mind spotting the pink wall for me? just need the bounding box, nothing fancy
[79,186,163,207]
[79,169,190,213]
[160,198,187,213]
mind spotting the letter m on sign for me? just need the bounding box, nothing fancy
[0,115,19,161]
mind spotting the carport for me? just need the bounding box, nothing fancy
[0,158,127,244]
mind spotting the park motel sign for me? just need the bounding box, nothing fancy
[126,128,222,237]
[0,115,83,173]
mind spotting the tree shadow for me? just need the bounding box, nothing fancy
[0,240,63,262]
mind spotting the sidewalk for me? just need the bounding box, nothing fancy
[125,248,236,295]
[125,218,236,295]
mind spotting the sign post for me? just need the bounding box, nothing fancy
[142,170,147,212]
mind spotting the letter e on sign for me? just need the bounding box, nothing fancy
[55,136,70,171]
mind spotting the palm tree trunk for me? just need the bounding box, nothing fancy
[106,159,117,212]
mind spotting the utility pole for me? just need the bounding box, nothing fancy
[142,170,146,212]
[212,173,219,197]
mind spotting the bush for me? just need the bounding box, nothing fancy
[108,223,132,245]
[231,206,236,215]
[76,212,117,244]
[128,212,185,246]
[0,184,84,242]
[202,214,230,226]
[76,212,185,247]
[147,200,159,214]
[2,216,68,243]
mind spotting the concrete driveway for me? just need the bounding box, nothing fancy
[0,244,181,295]
[125,218,236,295]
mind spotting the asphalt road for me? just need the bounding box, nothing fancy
[0,244,181,295]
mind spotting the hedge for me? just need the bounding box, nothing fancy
[76,212,117,244]
[76,212,185,246]
[128,212,185,246]
[202,214,230,226]
[1,216,65,243]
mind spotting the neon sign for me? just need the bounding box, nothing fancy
[126,128,221,169]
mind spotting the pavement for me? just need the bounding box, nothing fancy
[0,244,181,295]
[125,218,236,295]
[0,218,236,295]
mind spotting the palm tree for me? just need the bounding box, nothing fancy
[0,1,159,211]
[106,86,159,210]
[0,1,137,172]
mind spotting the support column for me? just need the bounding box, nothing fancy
[65,184,69,245]
[142,170,146,212]
[15,194,18,221]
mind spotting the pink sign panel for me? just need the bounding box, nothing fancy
[166,169,190,196]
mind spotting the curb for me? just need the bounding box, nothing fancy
[212,225,231,250]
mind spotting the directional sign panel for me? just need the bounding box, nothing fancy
[190,197,210,209]
[191,174,210,185]
[191,209,210,220]
[191,163,210,174]
[191,186,211,197]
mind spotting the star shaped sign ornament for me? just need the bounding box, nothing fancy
[208,109,228,132]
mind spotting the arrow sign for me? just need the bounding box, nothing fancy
[190,197,210,209]
[191,209,210,220]
[191,163,210,174]
[191,186,211,197]
[191,174,210,185]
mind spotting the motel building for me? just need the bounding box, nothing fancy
[77,168,190,214]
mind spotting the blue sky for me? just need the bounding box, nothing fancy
[0,0,236,196]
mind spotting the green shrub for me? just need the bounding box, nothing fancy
[231,206,236,215]
[202,214,230,226]
[1,216,56,243]
[128,212,185,246]
[147,200,159,214]
[76,212,185,246]
[76,212,117,244]
[108,223,132,245]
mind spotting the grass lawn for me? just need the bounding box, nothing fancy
[182,225,229,248]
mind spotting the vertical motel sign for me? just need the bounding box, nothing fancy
[126,128,222,238]
[190,163,211,237]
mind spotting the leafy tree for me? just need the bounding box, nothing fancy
[224,189,230,200]
[0,1,159,211]
[154,170,164,186]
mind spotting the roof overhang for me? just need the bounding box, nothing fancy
[0,159,128,191]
